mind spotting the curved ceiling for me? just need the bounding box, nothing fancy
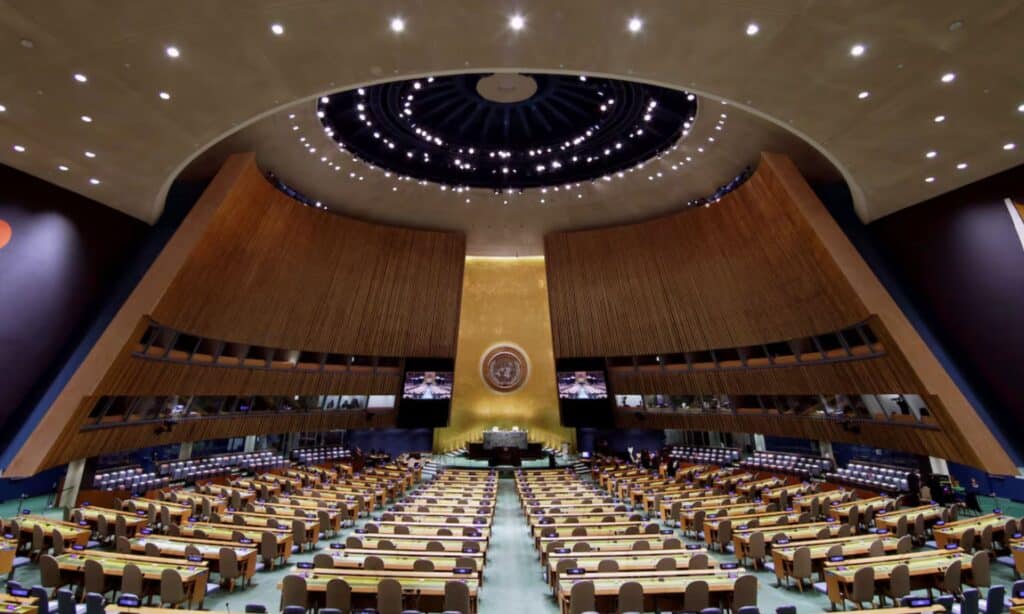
[0,1,1021,246]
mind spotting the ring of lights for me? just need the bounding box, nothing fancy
[317,72,697,192]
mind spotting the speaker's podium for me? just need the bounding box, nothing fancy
[466,428,545,466]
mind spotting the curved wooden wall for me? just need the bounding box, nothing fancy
[5,154,464,475]
[153,159,464,357]
[545,153,1017,474]
[545,156,868,357]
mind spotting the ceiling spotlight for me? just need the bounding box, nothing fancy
[13,145,25,152]
[270,23,284,35]
[956,162,967,170]
[857,91,870,99]
[159,91,171,100]
[390,17,405,32]
[933,114,945,123]
[940,72,956,83]
[80,115,93,123]
[925,150,937,158]
[628,17,643,33]
[58,165,69,171]
[165,45,180,58]
[1018,103,1024,113]
[508,14,525,31]
[0,104,5,112]
[1004,142,1017,150]
[84,150,96,158]
[850,43,865,57]
[89,178,101,185]
[73,73,88,83]
[745,23,760,36]
[924,176,935,183]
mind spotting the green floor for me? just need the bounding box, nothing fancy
[5,480,1024,613]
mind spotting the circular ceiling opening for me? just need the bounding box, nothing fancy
[318,72,697,190]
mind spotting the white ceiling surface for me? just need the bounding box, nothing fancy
[0,1,1021,251]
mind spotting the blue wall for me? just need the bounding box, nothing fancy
[345,429,434,457]
[0,179,206,474]
[576,428,664,455]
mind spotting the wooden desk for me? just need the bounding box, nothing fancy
[371,521,490,539]
[546,549,716,591]
[0,594,38,614]
[177,522,293,563]
[282,569,479,614]
[55,551,210,609]
[76,507,148,537]
[874,504,943,531]
[128,535,258,582]
[824,549,972,610]
[770,534,902,585]
[933,513,1007,549]
[13,516,91,548]
[555,569,752,614]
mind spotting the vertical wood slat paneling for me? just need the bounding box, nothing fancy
[152,157,465,357]
[544,153,869,357]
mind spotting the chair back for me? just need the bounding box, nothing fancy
[56,588,78,614]
[376,578,403,614]
[983,585,1005,614]
[31,525,44,552]
[733,574,758,609]
[413,559,434,571]
[959,587,980,614]
[83,559,107,594]
[792,547,812,579]
[279,574,308,610]
[597,559,618,571]
[960,527,976,552]
[971,550,991,588]
[443,579,471,613]
[850,566,875,603]
[160,568,186,606]
[683,579,709,611]
[748,532,765,560]
[568,580,595,614]
[121,563,143,597]
[220,547,241,579]
[868,538,884,557]
[944,559,963,593]
[888,563,910,600]
[363,555,385,570]
[689,553,709,570]
[85,593,105,614]
[325,578,352,611]
[655,556,676,571]
[51,529,65,555]
[617,580,644,613]
[313,553,334,569]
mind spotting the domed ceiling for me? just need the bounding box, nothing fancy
[318,73,697,191]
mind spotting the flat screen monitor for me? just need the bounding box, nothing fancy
[557,371,608,400]
[402,371,454,400]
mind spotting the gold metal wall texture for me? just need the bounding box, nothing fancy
[434,257,575,452]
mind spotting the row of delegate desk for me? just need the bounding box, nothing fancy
[276,468,494,613]
[3,461,422,610]
[519,468,759,614]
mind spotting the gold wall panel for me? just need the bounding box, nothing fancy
[435,257,575,451]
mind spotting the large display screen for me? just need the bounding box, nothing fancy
[402,371,454,400]
[557,370,608,400]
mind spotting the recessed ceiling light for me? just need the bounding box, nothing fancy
[80,115,92,123]
[925,176,935,183]
[1018,103,1024,113]
[165,45,180,58]
[1004,142,1017,150]
[73,73,88,83]
[84,151,96,158]
[934,114,945,123]
[58,164,69,171]
[850,43,866,57]
[0,104,6,112]
[857,91,870,99]
[158,91,171,100]
[940,72,956,83]
[925,150,937,158]
[270,23,284,35]
[508,14,525,31]
[89,178,100,185]
[745,23,760,36]
[390,17,405,33]
[320,96,329,104]
[956,162,967,170]
[627,17,643,33]
[13,145,25,152]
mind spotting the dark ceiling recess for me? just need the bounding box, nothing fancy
[318,72,697,191]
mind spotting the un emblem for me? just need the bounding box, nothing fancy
[481,346,528,392]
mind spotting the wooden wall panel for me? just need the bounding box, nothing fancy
[152,156,465,357]
[547,153,1017,474]
[41,409,396,469]
[615,410,974,466]
[545,155,868,357]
